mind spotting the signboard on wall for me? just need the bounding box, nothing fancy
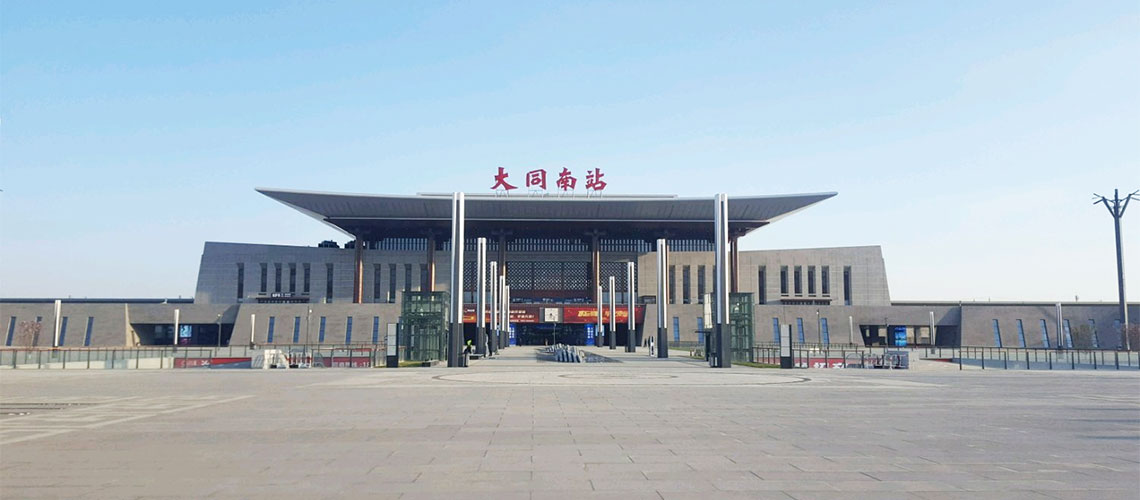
[562,306,646,324]
[462,305,644,324]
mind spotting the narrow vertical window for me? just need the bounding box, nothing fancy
[303,263,311,294]
[779,266,788,295]
[991,319,1002,347]
[696,317,704,343]
[668,265,676,304]
[821,266,830,295]
[843,266,852,305]
[318,317,327,343]
[326,263,334,302]
[260,263,268,293]
[796,318,805,343]
[404,264,413,292]
[388,264,397,302]
[84,316,94,347]
[373,264,382,301]
[372,316,380,344]
[772,317,781,343]
[758,266,767,304]
[682,265,691,304]
[267,317,276,343]
[236,263,245,299]
[1016,319,1026,348]
[293,317,301,343]
[672,316,680,342]
[1063,319,1072,348]
[345,316,353,344]
[1040,319,1050,348]
[697,265,706,303]
[821,318,830,345]
[6,316,17,346]
[289,263,297,293]
[58,317,69,346]
[274,263,282,293]
[793,266,803,295]
[807,266,816,295]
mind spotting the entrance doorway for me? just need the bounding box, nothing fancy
[516,323,586,345]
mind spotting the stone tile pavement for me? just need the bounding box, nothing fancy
[1,346,1137,499]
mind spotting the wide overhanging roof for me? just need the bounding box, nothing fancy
[257,188,836,241]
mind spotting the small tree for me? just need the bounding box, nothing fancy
[1124,324,1140,352]
[1069,324,1096,349]
[16,321,42,347]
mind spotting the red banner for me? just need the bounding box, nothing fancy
[561,306,645,324]
[462,305,540,323]
[461,305,644,324]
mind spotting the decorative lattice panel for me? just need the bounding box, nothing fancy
[600,261,635,290]
[562,262,589,291]
[532,262,562,290]
[463,261,476,291]
[506,262,533,290]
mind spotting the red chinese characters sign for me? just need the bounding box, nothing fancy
[461,305,645,324]
[562,306,645,324]
[491,167,605,193]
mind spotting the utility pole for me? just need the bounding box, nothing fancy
[1094,189,1137,350]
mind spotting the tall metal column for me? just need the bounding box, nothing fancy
[448,193,465,367]
[503,283,511,347]
[626,261,636,353]
[500,275,507,349]
[353,238,364,303]
[426,232,437,292]
[608,276,617,350]
[476,237,487,357]
[729,234,739,294]
[713,193,731,368]
[490,260,498,354]
[1056,303,1064,349]
[590,232,601,300]
[656,238,669,358]
[596,284,604,349]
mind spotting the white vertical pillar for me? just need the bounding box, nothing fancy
[627,261,635,352]
[504,284,510,346]
[713,193,730,368]
[250,313,256,348]
[1056,302,1064,348]
[489,260,498,352]
[476,237,487,356]
[849,315,854,345]
[596,284,604,348]
[52,299,62,348]
[656,238,669,358]
[449,192,465,367]
[173,308,181,348]
[608,276,616,350]
[500,275,508,348]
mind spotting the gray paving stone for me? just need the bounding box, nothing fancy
[0,347,1136,498]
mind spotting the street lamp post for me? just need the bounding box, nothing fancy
[816,309,821,344]
[215,313,223,349]
[608,276,616,350]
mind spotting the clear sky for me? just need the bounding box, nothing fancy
[1,1,1138,302]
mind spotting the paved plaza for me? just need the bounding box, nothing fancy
[1,347,1138,499]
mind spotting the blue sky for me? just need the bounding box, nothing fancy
[1,1,1137,301]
